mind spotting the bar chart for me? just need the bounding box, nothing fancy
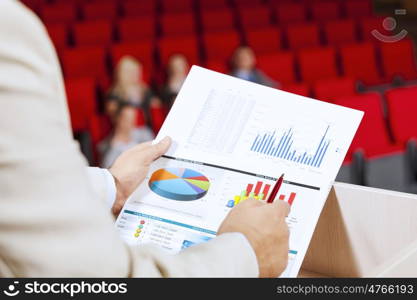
[250,126,331,168]
[226,180,297,208]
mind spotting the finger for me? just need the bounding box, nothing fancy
[271,200,290,218]
[242,198,265,207]
[143,136,172,162]
[131,141,153,151]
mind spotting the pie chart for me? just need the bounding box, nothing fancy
[148,168,210,201]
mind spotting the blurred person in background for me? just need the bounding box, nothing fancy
[231,46,279,88]
[99,103,154,168]
[160,54,189,109]
[105,56,161,124]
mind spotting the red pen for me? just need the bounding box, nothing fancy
[266,173,284,203]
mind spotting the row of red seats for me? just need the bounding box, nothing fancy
[336,86,417,161]
[46,16,389,51]
[212,39,417,86]
[23,0,373,23]
[58,39,417,93]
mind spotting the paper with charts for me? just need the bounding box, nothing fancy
[115,66,363,277]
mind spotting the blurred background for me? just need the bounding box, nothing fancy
[20,0,417,193]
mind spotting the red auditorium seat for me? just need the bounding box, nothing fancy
[201,10,236,32]
[246,27,281,54]
[61,47,108,88]
[334,93,399,157]
[111,42,154,83]
[298,47,338,83]
[310,0,341,21]
[287,23,320,50]
[65,78,97,132]
[160,13,196,37]
[324,19,357,45]
[121,0,156,17]
[274,2,306,24]
[73,21,113,47]
[359,17,390,42]
[161,0,193,14]
[21,0,44,13]
[203,31,241,62]
[150,106,167,133]
[281,83,310,97]
[340,42,383,85]
[257,52,296,85]
[313,77,357,102]
[118,18,156,42]
[205,61,229,74]
[234,0,264,8]
[82,1,118,21]
[344,0,373,17]
[46,24,68,50]
[199,0,228,11]
[158,36,200,66]
[41,3,77,24]
[238,6,272,30]
[386,86,417,143]
[380,39,417,81]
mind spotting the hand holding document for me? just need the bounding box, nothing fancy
[115,66,363,277]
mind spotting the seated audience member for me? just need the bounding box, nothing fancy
[105,56,160,123]
[160,54,189,109]
[99,103,154,168]
[231,46,279,88]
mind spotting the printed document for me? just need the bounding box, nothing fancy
[115,66,363,277]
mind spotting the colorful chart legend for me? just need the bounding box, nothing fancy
[149,168,210,201]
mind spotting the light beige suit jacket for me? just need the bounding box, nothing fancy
[0,0,258,277]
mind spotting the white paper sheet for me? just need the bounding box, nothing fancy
[115,66,363,277]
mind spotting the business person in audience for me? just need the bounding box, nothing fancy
[0,0,289,277]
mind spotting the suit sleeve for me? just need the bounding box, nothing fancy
[0,0,258,277]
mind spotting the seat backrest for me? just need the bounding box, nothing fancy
[62,47,107,81]
[334,93,392,155]
[73,20,113,47]
[46,24,68,50]
[380,39,417,81]
[203,31,241,61]
[310,0,341,21]
[287,23,320,50]
[118,18,156,42]
[340,42,381,85]
[324,19,357,46]
[313,77,356,102]
[161,0,193,14]
[274,2,307,24]
[386,86,417,143]
[246,27,281,54]
[82,1,118,21]
[238,6,272,30]
[158,36,200,66]
[160,13,196,37]
[122,0,156,17]
[298,47,338,83]
[41,3,77,24]
[65,78,97,131]
[344,0,373,17]
[257,52,296,85]
[201,10,236,32]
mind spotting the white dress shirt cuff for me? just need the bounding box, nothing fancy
[86,167,117,209]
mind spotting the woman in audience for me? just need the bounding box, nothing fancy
[99,103,154,168]
[160,54,189,109]
[105,55,160,124]
[230,46,279,88]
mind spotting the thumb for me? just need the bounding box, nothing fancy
[145,136,172,162]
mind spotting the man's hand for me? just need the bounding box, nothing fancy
[109,137,171,216]
[217,198,290,277]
